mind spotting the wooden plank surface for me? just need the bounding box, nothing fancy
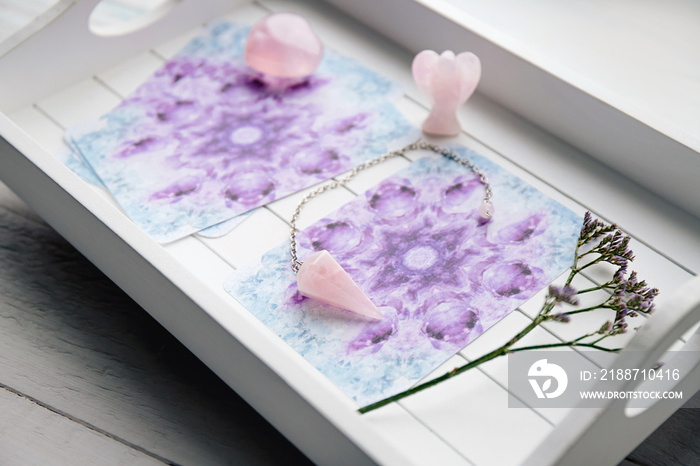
[0,388,163,466]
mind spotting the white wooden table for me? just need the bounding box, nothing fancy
[0,0,699,464]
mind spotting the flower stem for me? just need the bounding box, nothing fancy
[564,304,613,316]
[576,283,613,294]
[508,342,620,353]
[573,256,606,273]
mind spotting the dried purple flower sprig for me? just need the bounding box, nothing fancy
[358,212,658,413]
[556,212,658,341]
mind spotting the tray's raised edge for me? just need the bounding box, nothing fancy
[0,114,416,466]
[0,0,243,113]
[321,0,700,221]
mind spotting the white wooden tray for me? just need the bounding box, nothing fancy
[1,1,699,464]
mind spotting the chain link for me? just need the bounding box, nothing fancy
[290,140,492,273]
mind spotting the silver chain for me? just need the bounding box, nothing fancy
[290,140,492,273]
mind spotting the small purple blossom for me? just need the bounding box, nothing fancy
[548,284,580,306]
[610,255,629,267]
[614,265,628,282]
[580,211,617,241]
[585,230,635,267]
[608,269,658,323]
[549,313,571,323]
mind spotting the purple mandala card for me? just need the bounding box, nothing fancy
[225,151,583,406]
[65,21,417,243]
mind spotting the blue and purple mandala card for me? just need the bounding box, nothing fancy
[225,150,583,406]
[65,21,417,242]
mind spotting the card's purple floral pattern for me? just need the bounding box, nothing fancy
[65,21,417,242]
[225,153,582,405]
[61,138,252,238]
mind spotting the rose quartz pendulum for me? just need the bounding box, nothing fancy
[479,200,495,220]
[244,12,323,86]
[412,50,481,136]
[296,250,382,320]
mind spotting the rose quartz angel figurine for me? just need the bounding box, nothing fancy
[244,12,323,87]
[412,50,481,136]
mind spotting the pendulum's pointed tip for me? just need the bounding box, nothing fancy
[360,302,383,321]
[297,250,382,320]
[350,297,383,321]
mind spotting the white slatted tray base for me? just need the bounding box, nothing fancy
[3,1,699,464]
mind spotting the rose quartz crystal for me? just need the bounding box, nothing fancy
[297,250,382,320]
[479,200,495,219]
[412,50,481,136]
[245,13,323,79]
